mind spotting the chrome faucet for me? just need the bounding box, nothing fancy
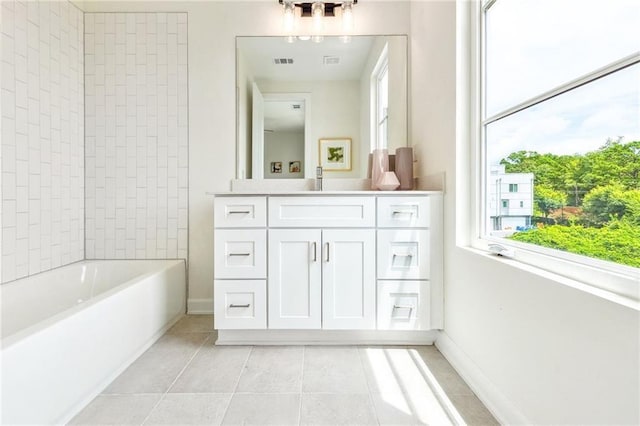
[315,166,323,191]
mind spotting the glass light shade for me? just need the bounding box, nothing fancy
[312,2,324,33]
[283,2,295,33]
[342,2,354,32]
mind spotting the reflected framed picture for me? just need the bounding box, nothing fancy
[289,161,301,173]
[319,138,352,171]
[270,161,282,173]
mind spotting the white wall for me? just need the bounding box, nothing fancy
[411,1,639,424]
[1,0,84,283]
[83,12,188,260]
[257,79,360,178]
[263,130,304,179]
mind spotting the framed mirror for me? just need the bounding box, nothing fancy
[236,35,408,179]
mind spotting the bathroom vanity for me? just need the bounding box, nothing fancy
[213,191,443,344]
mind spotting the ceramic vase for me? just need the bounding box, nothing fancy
[371,149,389,190]
[395,147,414,190]
[377,171,400,191]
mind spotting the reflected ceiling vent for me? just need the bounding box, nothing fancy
[274,58,294,64]
[323,56,340,65]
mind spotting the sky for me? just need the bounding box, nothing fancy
[484,0,640,164]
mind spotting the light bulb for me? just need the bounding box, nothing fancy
[342,1,354,33]
[312,1,324,33]
[283,1,295,33]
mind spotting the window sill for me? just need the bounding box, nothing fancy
[463,242,640,311]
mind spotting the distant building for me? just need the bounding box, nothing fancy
[488,164,534,232]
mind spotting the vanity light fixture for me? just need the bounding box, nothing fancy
[279,1,357,33]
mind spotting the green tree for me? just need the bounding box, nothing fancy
[582,184,628,226]
[534,185,567,218]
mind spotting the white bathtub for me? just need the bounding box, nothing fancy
[0,259,186,425]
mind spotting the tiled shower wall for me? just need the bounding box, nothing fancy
[84,13,188,259]
[1,0,85,283]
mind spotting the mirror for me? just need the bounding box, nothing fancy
[236,35,408,179]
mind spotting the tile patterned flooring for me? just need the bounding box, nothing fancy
[70,315,498,425]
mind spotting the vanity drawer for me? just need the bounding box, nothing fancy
[214,229,267,279]
[377,280,430,330]
[214,280,266,329]
[268,196,375,228]
[377,196,430,228]
[214,196,267,228]
[377,229,430,280]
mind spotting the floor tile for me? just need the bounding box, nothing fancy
[302,346,369,393]
[236,346,303,393]
[103,333,208,394]
[221,393,300,425]
[450,394,500,426]
[169,345,251,393]
[168,314,215,334]
[371,392,453,425]
[143,393,231,425]
[69,394,161,425]
[300,393,378,426]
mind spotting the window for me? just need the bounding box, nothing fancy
[372,44,389,150]
[481,0,640,271]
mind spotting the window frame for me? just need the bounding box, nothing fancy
[371,43,389,151]
[472,0,640,302]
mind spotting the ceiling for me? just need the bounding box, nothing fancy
[264,99,305,133]
[238,35,376,81]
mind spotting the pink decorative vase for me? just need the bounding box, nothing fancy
[377,171,400,191]
[371,149,389,190]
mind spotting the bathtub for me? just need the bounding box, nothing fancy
[0,259,186,425]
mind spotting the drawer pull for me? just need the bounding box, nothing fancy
[228,253,251,257]
[228,210,251,215]
[392,254,413,258]
[392,210,415,216]
[311,242,317,262]
[393,305,413,317]
[325,242,330,262]
[229,303,251,308]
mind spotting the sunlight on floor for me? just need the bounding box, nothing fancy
[362,347,466,425]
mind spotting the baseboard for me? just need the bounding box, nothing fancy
[216,329,438,345]
[436,331,530,425]
[188,298,213,314]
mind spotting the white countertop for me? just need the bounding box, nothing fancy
[207,190,442,196]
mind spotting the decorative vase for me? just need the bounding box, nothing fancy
[395,147,414,190]
[371,149,389,190]
[377,171,400,191]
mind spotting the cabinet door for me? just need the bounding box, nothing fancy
[322,229,376,330]
[268,229,322,329]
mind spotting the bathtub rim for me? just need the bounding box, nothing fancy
[1,259,186,350]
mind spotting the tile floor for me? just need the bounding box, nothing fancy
[71,315,498,425]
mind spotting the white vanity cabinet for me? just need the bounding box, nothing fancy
[213,192,443,344]
[269,228,376,330]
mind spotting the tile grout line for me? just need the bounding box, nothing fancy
[357,346,382,426]
[218,344,254,423]
[298,345,305,425]
[138,330,212,425]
